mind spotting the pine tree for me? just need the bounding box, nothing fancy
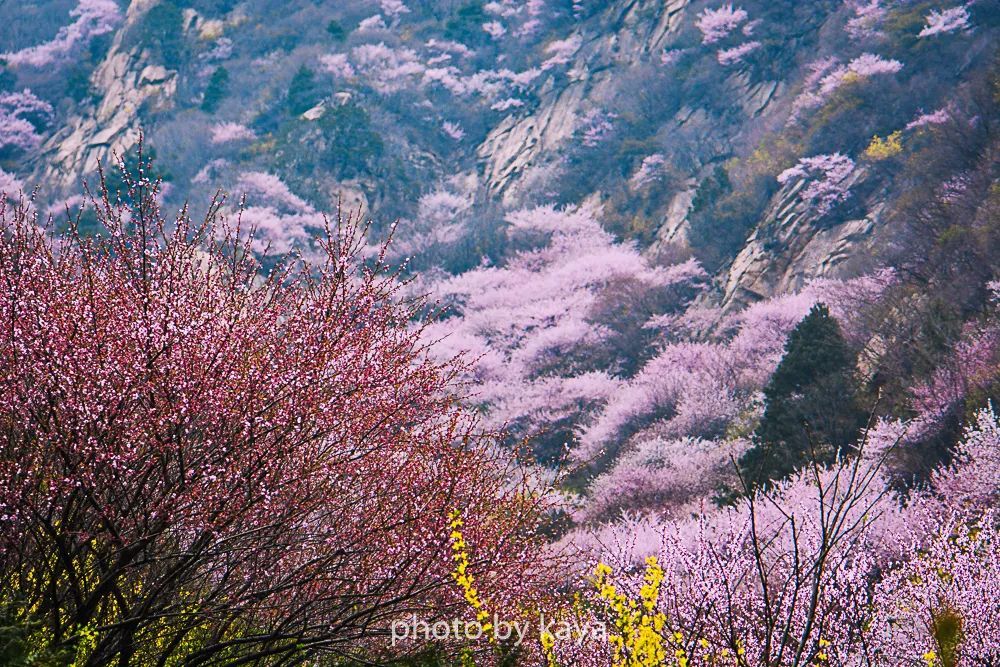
[201,66,229,113]
[142,2,184,69]
[738,303,867,490]
[326,20,347,41]
[286,66,321,116]
[317,102,383,177]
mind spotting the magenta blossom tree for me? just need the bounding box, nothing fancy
[0,163,562,665]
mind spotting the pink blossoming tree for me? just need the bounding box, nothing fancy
[0,165,562,665]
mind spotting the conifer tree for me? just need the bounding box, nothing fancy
[739,303,867,490]
[286,65,321,116]
[201,66,229,113]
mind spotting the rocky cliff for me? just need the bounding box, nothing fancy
[3,0,996,310]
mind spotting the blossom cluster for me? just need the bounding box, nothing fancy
[792,53,903,119]
[845,0,887,41]
[695,5,749,44]
[1,0,121,68]
[551,403,1000,665]
[778,153,856,215]
[919,6,971,38]
[0,89,53,154]
[0,175,562,665]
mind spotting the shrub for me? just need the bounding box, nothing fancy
[687,164,773,272]
[445,2,490,46]
[326,19,347,40]
[864,130,903,160]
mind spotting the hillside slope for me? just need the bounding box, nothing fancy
[2,0,999,510]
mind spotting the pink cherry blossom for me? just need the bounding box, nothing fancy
[483,21,507,39]
[379,0,410,18]
[0,89,53,153]
[0,169,25,201]
[210,122,256,144]
[629,153,667,189]
[717,40,761,66]
[906,106,951,130]
[357,14,388,32]
[919,6,971,38]
[2,0,121,68]
[236,171,314,213]
[792,54,902,119]
[579,109,616,147]
[319,53,356,78]
[541,34,582,70]
[442,120,465,140]
[0,176,563,664]
[696,5,749,44]
[778,153,856,215]
[845,0,887,41]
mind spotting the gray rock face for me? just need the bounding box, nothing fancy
[19,0,892,315]
[652,183,697,248]
[477,0,692,199]
[720,169,878,310]
[478,80,588,196]
[469,0,888,315]
[35,1,176,192]
[725,73,784,118]
[474,0,865,312]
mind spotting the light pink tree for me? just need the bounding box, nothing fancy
[696,5,749,44]
[792,54,902,119]
[209,122,256,144]
[629,154,667,189]
[541,34,582,70]
[778,153,857,215]
[717,41,761,66]
[421,203,705,441]
[2,0,121,68]
[0,89,53,154]
[870,509,1000,665]
[907,107,952,130]
[845,0,887,41]
[0,169,26,201]
[919,6,971,38]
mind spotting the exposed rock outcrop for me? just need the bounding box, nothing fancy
[34,0,176,192]
[720,170,879,310]
[478,80,588,196]
[477,0,692,199]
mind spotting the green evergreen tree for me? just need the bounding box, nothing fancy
[286,66,321,116]
[445,3,490,46]
[142,2,184,69]
[318,102,383,177]
[201,66,230,113]
[0,62,16,92]
[738,303,867,490]
[326,20,347,41]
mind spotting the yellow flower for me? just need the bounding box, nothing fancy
[447,510,496,645]
[864,130,903,160]
[592,559,671,667]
